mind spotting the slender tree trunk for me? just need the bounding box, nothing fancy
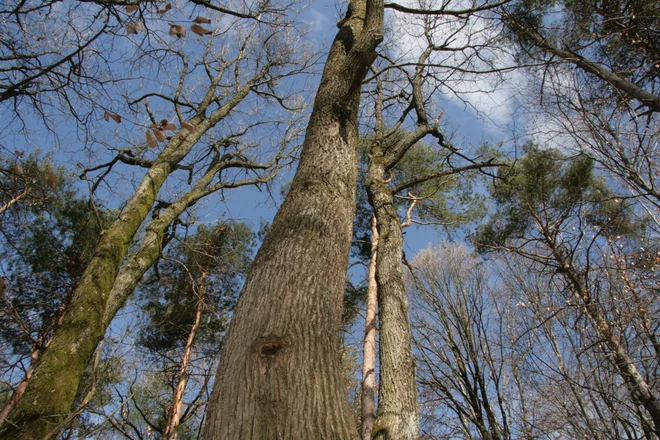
[202,1,383,437]
[361,215,378,440]
[543,231,660,437]
[0,350,38,426]
[163,224,226,439]
[163,283,205,440]
[367,155,419,439]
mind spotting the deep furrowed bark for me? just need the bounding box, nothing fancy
[202,0,383,437]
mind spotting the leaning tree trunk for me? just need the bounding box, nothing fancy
[202,0,383,438]
[544,233,660,438]
[367,150,419,440]
[0,79,255,439]
[0,121,202,440]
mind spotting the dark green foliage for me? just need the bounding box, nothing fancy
[0,155,113,356]
[138,221,255,357]
[474,143,641,252]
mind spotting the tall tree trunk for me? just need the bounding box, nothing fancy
[367,154,419,439]
[361,215,378,440]
[0,79,256,439]
[202,1,383,437]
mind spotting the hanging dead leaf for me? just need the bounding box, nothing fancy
[146,130,158,148]
[190,24,212,36]
[193,16,211,24]
[181,121,194,131]
[126,22,144,35]
[125,5,139,13]
[13,163,23,175]
[153,128,166,142]
[157,3,172,14]
[169,23,186,38]
[160,120,176,131]
[103,111,122,123]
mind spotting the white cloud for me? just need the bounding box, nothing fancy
[308,8,330,33]
[385,1,527,135]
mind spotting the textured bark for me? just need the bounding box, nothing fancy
[361,215,378,440]
[0,78,258,439]
[202,0,383,437]
[367,154,419,440]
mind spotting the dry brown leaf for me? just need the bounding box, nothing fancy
[190,24,212,36]
[146,130,157,148]
[157,3,172,14]
[103,111,121,123]
[161,122,176,131]
[193,16,211,24]
[169,23,186,38]
[181,121,194,131]
[126,22,144,35]
[125,5,139,13]
[153,128,166,142]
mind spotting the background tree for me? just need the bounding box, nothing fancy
[0,156,113,427]
[502,0,660,224]
[475,143,660,437]
[410,243,515,440]
[141,222,254,440]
